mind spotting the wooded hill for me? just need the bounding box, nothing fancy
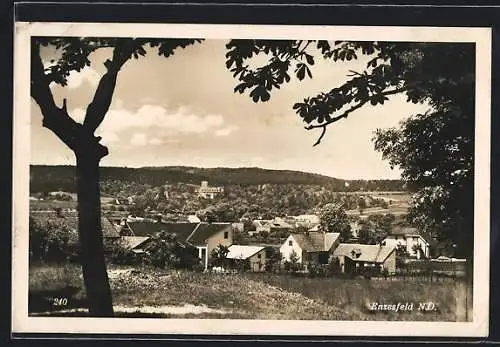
[29,165,405,193]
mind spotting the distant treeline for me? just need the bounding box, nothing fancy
[29,165,406,194]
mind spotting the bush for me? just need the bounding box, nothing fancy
[29,217,79,263]
[104,239,142,266]
[308,264,329,278]
[145,231,201,270]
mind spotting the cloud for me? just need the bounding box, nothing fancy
[67,67,101,89]
[70,104,227,144]
[48,66,101,90]
[148,138,164,145]
[130,133,148,146]
[215,125,239,137]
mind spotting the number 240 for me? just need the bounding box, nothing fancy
[52,298,68,306]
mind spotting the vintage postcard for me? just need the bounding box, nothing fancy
[12,22,491,337]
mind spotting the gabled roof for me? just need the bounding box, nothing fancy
[126,221,231,247]
[127,221,198,240]
[226,245,265,260]
[333,243,396,263]
[186,222,232,246]
[290,232,340,252]
[30,211,120,240]
[121,236,150,250]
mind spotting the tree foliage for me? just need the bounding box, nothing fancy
[318,203,352,241]
[29,216,79,262]
[144,231,200,269]
[210,244,230,268]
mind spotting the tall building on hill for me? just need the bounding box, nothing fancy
[197,181,224,199]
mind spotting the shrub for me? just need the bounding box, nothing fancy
[144,231,201,270]
[308,264,329,278]
[29,217,78,263]
[104,239,141,266]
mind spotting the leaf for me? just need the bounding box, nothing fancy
[296,63,306,81]
[305,54,315,65]
[305,65,312,79]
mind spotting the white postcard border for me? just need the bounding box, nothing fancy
[12,22,491,337]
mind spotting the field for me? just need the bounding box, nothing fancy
[29,263,470,321]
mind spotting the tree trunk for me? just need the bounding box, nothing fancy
[75,150,114,316]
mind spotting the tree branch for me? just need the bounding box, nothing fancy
[305,87,408,131]
[312,126,327,147]
[305,86,408,146]
[31,41,108,159]
[31,42,82,151]
[83,39,136,134]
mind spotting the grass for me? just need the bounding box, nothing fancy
[28,263,470,321]
[244,273,469,321]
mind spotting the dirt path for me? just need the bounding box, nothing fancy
[30,303,231,317]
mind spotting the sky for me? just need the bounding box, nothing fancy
[31,39,431,180]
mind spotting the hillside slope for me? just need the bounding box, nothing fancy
[29,165,405,193]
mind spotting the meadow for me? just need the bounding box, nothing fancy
[29,263,470,321]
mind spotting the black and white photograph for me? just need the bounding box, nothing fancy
[12,22,491,336]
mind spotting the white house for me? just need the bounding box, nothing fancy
[280,232,341,266]
[187,215,201,223]
[252,219,272,233]
[226,245,267,272]
[382,226,430,259]
[197,181,224,199]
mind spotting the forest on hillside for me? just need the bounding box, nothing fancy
[30,165,406,194]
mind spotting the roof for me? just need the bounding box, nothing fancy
[227,245,265,260]
[290,232,340,252]
[127,221,198,239]
[333,243,396,263]
[391,226,420,237]
[121,236,150,250]
[186,222,232,246]
[126,221,232,247]
[30,211,120,240]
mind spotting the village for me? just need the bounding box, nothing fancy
[29,179,466,279]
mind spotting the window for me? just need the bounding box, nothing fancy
[289,240,293,246]
[413,237,418,241]
[257,254,261,259]
[224,231,229,239]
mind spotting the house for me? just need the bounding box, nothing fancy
[226,245,267,272]
[382,226,430,259]
[252,219,272,233]
[280,232,341,267]
[120,236,151,254]
[126,221,233,270]
[332,243,397,274]
[187,215,201,223]
[197,181,224,199]
[294,214,320,228]
[269,220,294,236]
